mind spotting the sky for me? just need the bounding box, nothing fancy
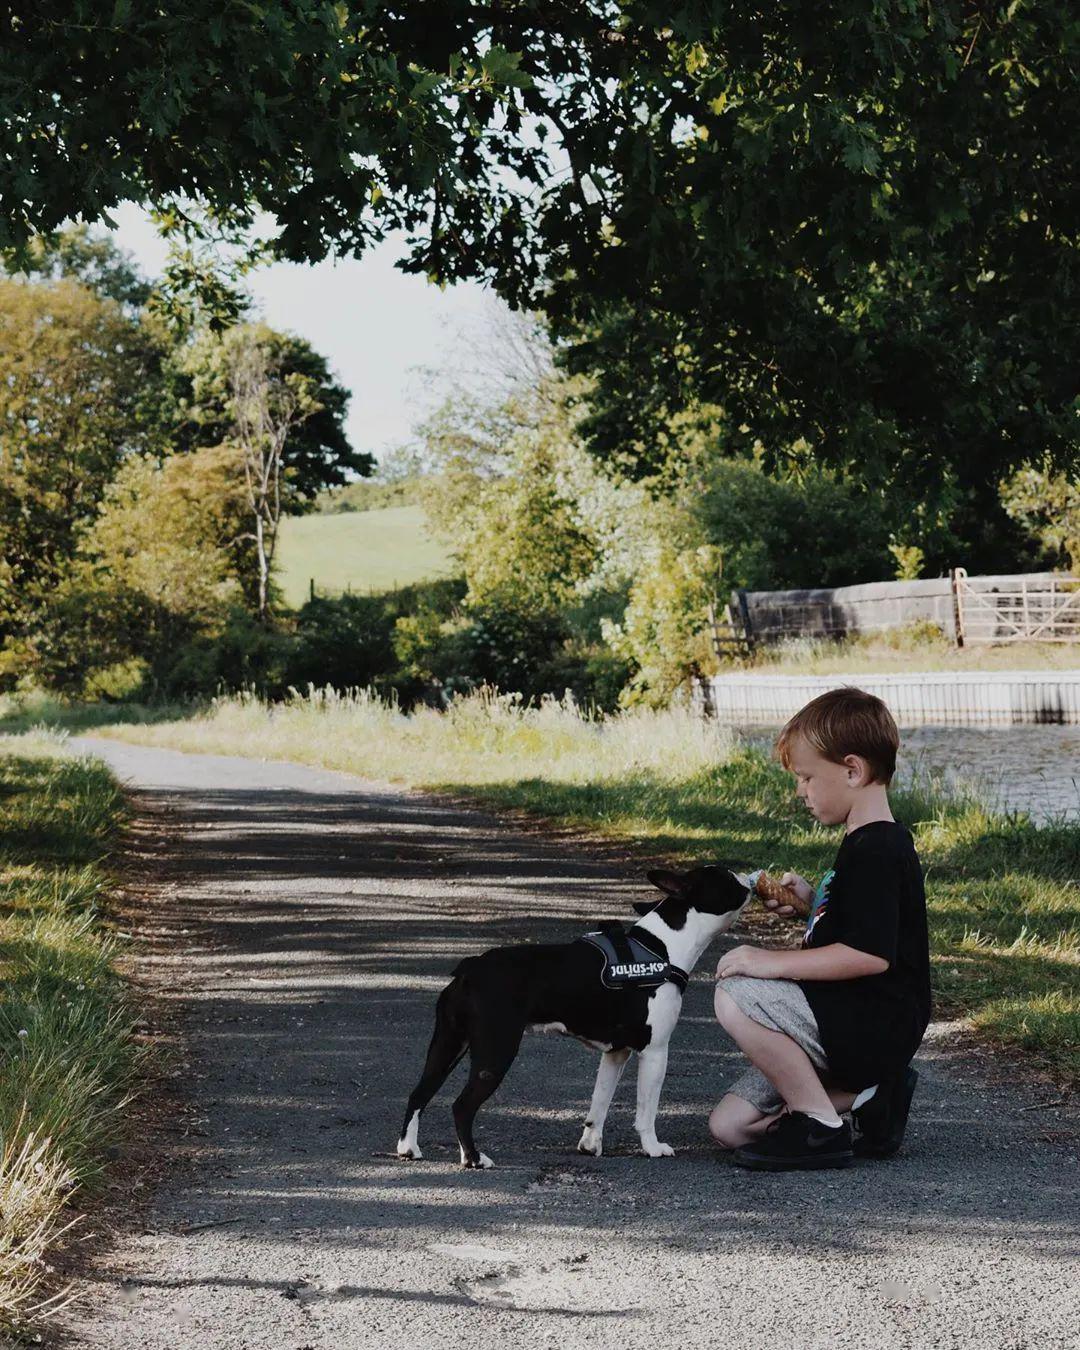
[110,202,513,469]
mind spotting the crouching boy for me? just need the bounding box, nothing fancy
[710,687,931,1170]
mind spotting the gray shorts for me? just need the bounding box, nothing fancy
[718,975,829,1115]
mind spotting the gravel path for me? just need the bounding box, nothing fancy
[63,739,1078,1350]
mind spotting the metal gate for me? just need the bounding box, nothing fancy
[951,567,1080,645]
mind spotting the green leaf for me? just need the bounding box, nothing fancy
[480,46,533,90]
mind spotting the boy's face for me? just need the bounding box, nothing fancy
[785,733,874,826]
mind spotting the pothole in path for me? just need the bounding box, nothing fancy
[526,1164,605,1193]
[458,1255,633,1315]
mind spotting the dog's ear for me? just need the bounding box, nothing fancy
[631,900,655,916]
[646,868,684,896]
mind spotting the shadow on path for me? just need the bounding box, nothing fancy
[61,739,1080,1350]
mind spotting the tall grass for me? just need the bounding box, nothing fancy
[91,686,1080,1083]
[96,684,737,788]
[745,627,1080,674]
[0,736,137,1330]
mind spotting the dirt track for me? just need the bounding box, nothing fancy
[63,738,1079,1349]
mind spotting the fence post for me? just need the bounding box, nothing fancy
[735,589,755,653]
[949,567,964,648]
[706,601,720,663]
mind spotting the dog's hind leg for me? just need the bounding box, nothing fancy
[577,1048,632,1157]
[452,1021,525,1169]
[397,983,467,1160]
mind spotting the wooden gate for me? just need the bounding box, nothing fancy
[951,567,1080,646]
[707,594,754,661]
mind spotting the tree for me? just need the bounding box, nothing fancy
[4,4,1076,518]
[0,276,166,669]
[9,224,152,309]
[1001,465,1080,574]
[418,389,595,616]
[540,4,1080,533]
[168,322,371,503]
[0,3,544,271]
[225,330,321,621]
[32,447,255,695]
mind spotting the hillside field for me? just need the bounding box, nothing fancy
[275,505,456,606]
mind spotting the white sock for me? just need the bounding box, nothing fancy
[851,1084,879,1111]
[805,1110,844,1128]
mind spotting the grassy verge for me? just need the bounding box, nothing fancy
[0,735,138,1331]
[738,626,1080,674]
[0,691,188,738]
[81,686,1080,1086]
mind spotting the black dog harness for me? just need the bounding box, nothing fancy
[576,923,689,994]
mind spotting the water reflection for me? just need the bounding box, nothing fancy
[898,724,1080,824]
[739,725,1080,824]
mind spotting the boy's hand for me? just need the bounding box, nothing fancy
[715,946,783,980]
[761,872,814,919]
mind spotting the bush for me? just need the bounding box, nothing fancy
[603,545,723,707]
[694,457,895,591]
[530,643,633,712]
[156,607,296,699]
[285,594,397,693]
[461,601,567,692]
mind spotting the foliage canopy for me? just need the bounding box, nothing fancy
[4,4,1076,495]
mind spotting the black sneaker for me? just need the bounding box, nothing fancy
[853,1066,919,1158]
[732,1111,854,1171]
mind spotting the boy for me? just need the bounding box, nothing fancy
[709,686,931,1170]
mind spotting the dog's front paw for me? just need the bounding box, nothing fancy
[462,1152,495,1170]
[641,1141,675,1158]
[396,1141,423,1161]
[577,1127,603,1157]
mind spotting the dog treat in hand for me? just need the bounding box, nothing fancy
[749,870,811,917]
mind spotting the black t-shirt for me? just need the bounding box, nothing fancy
[797,821,932,1090]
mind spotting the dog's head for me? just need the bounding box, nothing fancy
[633,865,751,936]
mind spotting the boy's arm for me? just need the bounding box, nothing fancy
[717,943,888,981]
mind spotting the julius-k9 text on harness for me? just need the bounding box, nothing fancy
[576,923,689,993]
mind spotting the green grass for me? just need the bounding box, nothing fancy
[0,736,138,1330]
[276,504,456,607]
[85,687,1080,1086]
[0,690,189,738]
[738,625,1080,674]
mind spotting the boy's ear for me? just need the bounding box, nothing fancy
[631,900,655,916]
[646,868,684,896]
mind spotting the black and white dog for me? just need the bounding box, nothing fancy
[397,865,751,1168]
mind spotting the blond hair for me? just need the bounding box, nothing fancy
[776,687,899,785]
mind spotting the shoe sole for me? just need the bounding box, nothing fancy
[733,1150,854,1172]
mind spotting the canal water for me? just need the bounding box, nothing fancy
[898,724,1080,824]
[739,724,1080,824]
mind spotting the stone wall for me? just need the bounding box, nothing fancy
[733,573,1065,642]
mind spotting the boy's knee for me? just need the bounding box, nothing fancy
[708,1111,740,1150]
[714,985,743,1028]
